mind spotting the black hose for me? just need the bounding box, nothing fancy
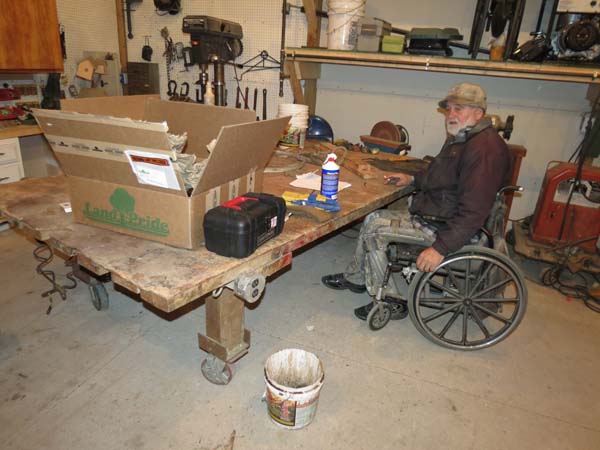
[541,262,600,313]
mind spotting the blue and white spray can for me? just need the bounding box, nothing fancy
[320,153,340,200]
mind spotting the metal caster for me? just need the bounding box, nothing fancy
[367,303,392,331]
[88,281,109,311]
[201,355,234,385]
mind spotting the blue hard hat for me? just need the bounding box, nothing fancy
[306,115,334,142]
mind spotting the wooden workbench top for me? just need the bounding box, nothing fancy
[0,171,404,313]
[0,124,43,140]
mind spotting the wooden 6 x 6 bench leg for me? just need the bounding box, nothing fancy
[198,288,251,385]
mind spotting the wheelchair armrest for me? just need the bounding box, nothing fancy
[497,185,523,199]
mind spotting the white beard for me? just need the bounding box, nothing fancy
[446,120,463,136]
[446,118,475,136]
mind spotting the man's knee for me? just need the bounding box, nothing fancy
[362,209,406,234]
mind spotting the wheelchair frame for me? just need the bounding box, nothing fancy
[366,186,528,350]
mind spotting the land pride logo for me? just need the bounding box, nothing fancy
[83,188,170,237]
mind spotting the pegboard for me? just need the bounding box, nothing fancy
[55,0,122,95]
[125,0,315,119]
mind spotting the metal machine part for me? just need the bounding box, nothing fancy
[370,121,409,144]
[557,0,600,14]
[513,161,600,273]
[469,0,527,60]
[552,13,600,59]
[182,16,243,105]
[154,0,180,15]
[486,114,514,140]
[530,162,600,254]
[406,28,463,57]
[530,0,600,60]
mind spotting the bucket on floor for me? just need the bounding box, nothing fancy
[264,348,325,429]
[327,0,366,50]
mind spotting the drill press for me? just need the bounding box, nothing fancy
[182,16,243,106]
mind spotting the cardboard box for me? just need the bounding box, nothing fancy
[33,95,290,249]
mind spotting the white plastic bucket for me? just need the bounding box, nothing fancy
[278,104,309,148]
[327,0,366,50]
[264,348,325,429]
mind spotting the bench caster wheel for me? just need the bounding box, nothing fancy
[88,281,109,311]
[201,355,234,385]
[367,303,392,331]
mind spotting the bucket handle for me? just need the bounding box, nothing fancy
[327,3,366,35]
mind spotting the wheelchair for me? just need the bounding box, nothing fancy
[365,185,528,351]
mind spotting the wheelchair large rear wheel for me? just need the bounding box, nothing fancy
[407,246,527,350]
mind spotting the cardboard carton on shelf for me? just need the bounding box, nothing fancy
[33,95,289,249]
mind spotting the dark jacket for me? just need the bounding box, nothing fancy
[410,119,512,255]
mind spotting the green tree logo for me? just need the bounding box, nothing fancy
[109,188,135,214]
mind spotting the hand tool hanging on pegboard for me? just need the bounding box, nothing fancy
[161,27,175,82]
[125,0,143,39]
[142,36,153,61]
[235,87,241,108]
[253,88,258,120]
[154,0,181,15]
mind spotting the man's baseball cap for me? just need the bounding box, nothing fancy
[438,83,487,111]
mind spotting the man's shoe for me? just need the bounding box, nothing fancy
[354,301,408,321]
[322,273,366,293]
[354,302,374,320]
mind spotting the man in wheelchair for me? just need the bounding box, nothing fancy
[322,83,524,347]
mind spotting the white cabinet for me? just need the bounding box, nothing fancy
[0,138,24,184]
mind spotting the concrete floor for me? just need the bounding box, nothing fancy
[1,227,599,450]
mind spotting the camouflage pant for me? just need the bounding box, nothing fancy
[343,209,436,297]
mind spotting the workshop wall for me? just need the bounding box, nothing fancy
[122,0,593,220]
[45,0,593,221]
[55,0,121,94]
[315,0,591,220]
[125,0,300,120]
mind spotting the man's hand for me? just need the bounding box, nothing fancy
[416,247,444,272]
[383,174,414,186]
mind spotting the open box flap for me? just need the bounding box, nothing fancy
[34,109,172,152]
[33,109,187,196]
[194,116,290,194]
[143,99,256,159]
[60,95,160,119]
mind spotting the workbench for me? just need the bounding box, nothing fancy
[0,168,404,384]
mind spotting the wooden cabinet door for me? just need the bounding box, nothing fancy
[0,0,64,72]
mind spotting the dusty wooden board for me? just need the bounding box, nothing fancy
[0,124,42,140]
[0,173,404,312]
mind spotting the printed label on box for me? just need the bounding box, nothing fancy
[125,150,180,191]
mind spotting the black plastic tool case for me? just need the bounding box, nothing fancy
[203,192,286,258]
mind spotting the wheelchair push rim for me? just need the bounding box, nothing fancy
[407,246,527,351]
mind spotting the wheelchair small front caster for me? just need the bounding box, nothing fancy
[367,303,392,331]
